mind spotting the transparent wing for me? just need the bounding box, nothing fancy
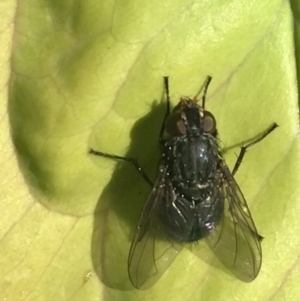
[205,165,262,282]
[128,170,183,289]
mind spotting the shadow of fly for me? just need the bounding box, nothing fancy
[90,76,278,289]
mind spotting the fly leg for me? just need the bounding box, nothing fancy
[232,122,278,176]
[89,149,153,186]
[159,76,171,145]
[199,76,212,110]
[89,78,170,186]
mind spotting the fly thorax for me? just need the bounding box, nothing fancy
[165,135,219,199]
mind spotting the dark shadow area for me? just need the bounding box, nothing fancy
[91,99,166,291]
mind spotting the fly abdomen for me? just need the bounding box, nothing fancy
[159,183,224,243]
[189,185,224,242]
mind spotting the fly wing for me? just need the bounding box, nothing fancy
[128,169,183,289]
[204,165,262,282]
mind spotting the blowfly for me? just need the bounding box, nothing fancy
[89,76,278,289]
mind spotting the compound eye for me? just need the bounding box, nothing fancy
[165,112,186,136]
[203,110,216,133]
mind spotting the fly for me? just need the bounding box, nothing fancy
[89,76,278,289]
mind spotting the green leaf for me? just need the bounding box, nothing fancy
[1,0,299,300]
